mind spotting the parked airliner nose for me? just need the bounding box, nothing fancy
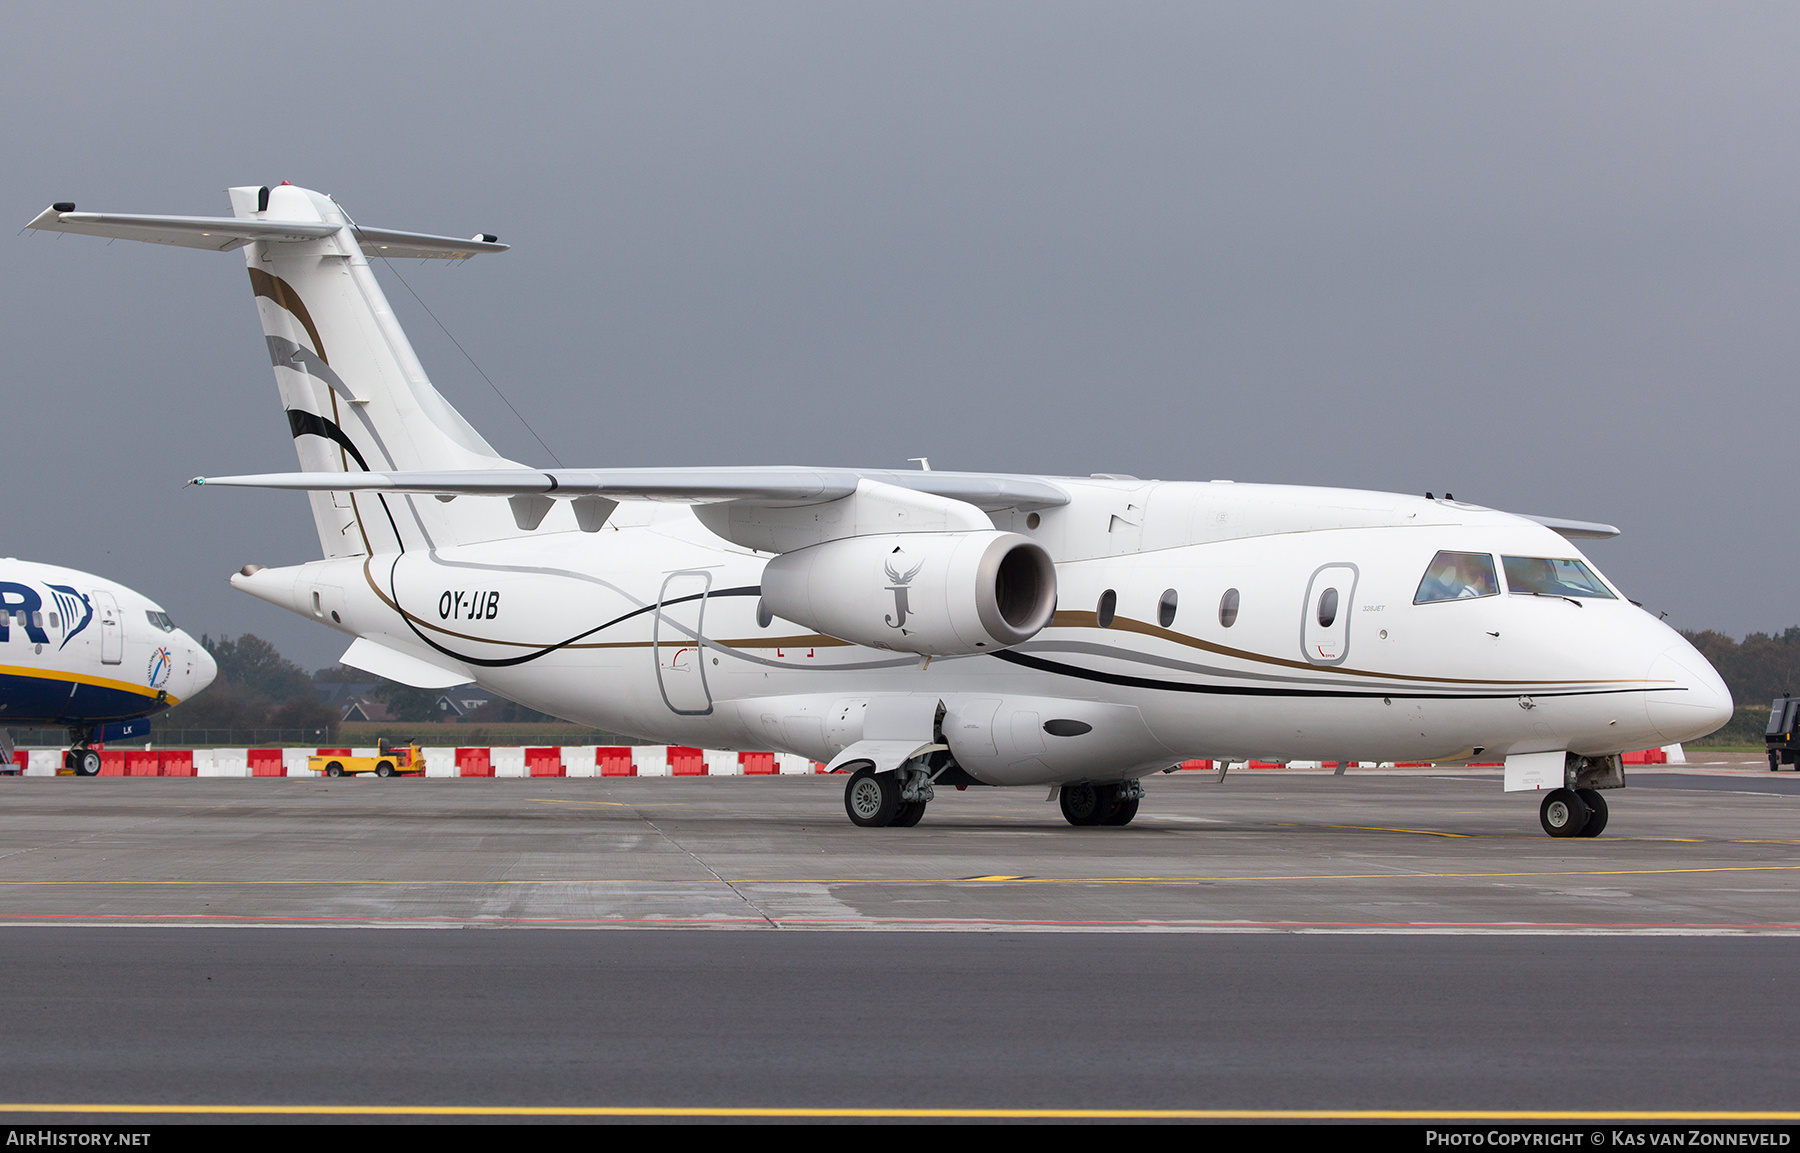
[1646,643,1733,744]
[188,639,218,697]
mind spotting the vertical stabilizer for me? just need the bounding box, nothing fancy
[234,184,523,556]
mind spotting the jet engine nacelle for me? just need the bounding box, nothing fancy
[761,531,1057,656]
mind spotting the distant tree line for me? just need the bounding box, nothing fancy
[1680,627,1800,710]
[155,634,565,737]
[155,634,339,737]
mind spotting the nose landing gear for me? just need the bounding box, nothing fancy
[1539,786,1609,838]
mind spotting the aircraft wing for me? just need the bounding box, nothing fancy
[190,466,1072,513]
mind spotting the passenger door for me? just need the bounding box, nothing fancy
[654,571,713,716]
[93,591,122,665]
[1302,564,1357,665]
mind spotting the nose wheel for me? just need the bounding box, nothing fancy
[1539,787,1609,838]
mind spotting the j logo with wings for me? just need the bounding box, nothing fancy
[884,554,925,632]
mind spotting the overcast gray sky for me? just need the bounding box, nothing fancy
[2,2,1794,672]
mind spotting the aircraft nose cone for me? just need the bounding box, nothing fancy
[1645,643,1733,744]
[189,640,218,695]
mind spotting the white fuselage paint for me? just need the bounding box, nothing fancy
[26,184,1726,788]
[233,480,1731,786]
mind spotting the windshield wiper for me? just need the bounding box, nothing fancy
[1518,590,1584,608]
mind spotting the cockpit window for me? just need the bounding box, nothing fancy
[1413,551,1499,604]
[145,610,175,632]
[1502,557,1615,599]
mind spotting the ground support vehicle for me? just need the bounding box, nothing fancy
[1767,697,1800,771]
[307,740,422,778]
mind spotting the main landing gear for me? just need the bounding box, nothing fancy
[64,747,101,776]
[1059,781,1143,827]
[1539,787,1608,838]
[844,764,933,828]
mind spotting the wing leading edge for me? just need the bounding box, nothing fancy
[190,466,1073,513]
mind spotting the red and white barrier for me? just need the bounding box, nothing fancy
[0,742,1692,780]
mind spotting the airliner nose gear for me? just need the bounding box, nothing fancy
[1539,788,1590,837]
[1574,787,1609,837]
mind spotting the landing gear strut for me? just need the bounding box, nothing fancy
[1060,781,1143,827]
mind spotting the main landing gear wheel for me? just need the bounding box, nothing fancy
[1539,787,1589,838]
[890,800,927,827]
[1575,788,1608,837]
[1100,796,1140,826]
[325,762,345,778]
[845,765,901,827]
[68,749,101,776]
[1060,784,1120,826]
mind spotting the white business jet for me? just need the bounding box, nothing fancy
[0,559,215,772]
[27,183,1731,834]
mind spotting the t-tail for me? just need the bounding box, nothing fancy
[27,184,528,557]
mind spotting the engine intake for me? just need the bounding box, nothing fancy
[761,531,1057,656]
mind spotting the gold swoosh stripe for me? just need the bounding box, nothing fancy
[355,562,1642,690]
[248,268,328,364]
[1054,610,1639,688]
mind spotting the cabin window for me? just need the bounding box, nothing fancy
[1219,588,1240,628]
[1096,589,1117,628]
[1413,551,1499,604]
[1501,556,1616,600]
[1317,588,1339,628]
[1158,589,1178,628]
[756,598,773,628]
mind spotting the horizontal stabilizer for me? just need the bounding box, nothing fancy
[190,466,1072,513]
[1519,514,1621,540]
[25,206,507,259]
[340,637,473,689]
